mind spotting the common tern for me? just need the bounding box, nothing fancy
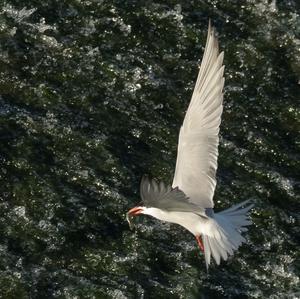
[127,22,253,268]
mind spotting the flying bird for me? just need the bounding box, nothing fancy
[127,22,253,268]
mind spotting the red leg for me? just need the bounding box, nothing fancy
[195,235,204,252]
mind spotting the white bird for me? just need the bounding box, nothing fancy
[127,22,253,269]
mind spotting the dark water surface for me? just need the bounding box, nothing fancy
[0,1,299,298]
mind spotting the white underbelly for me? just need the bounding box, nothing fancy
[146,208,207,236]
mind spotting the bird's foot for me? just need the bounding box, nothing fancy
[195,235,204,252]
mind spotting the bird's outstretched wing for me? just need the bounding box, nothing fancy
[140,176,206,216]
[172,22,225,208]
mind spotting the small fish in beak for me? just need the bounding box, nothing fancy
[126,211,135,230]
[126,207,143,229]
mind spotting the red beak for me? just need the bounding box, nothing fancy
[128,206,143,216]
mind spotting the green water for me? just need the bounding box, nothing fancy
[0,1,299,298]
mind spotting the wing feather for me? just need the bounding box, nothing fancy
[172,22,225,208]
[140,176,207,216]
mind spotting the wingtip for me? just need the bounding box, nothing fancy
[206,19,220,55]
[141,174,149,183]
[208,19,216,36]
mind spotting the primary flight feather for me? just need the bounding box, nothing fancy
[127,22,253,269]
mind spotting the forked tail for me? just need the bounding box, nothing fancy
[202,200,254,269]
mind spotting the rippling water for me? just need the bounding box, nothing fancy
[0,1,299,298]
